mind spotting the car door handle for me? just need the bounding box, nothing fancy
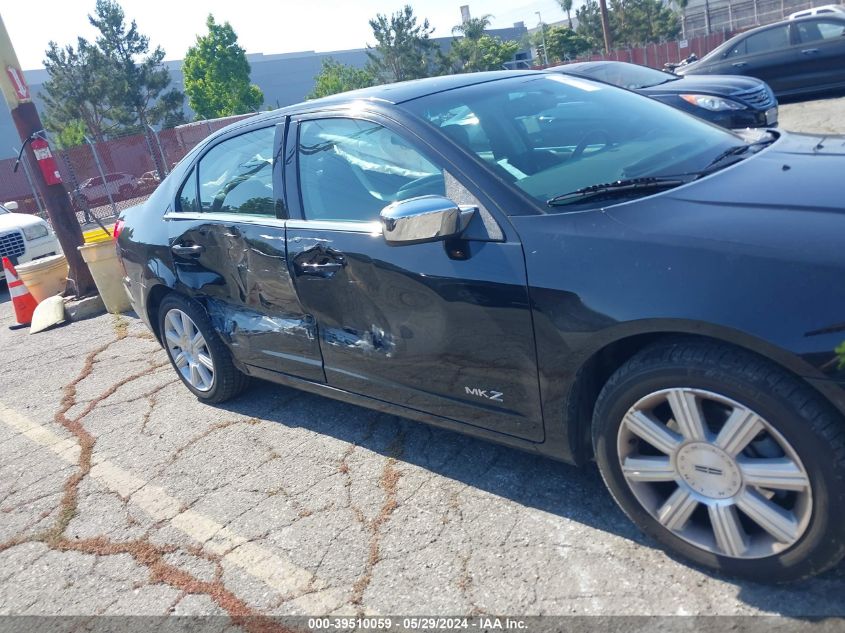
[731,62,748,68]
[295,260,345,278]
[801,48,819,54]
[171,243,205,258]
[293,247,346,278]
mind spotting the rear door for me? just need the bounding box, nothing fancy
[166,121,325,382]
[792,18,845,90]
[283,112,544,441]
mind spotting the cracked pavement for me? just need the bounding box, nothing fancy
[1,99,844,625]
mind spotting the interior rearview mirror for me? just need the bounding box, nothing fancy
[380,195,476,246]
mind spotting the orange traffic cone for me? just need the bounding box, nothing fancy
[3,257,37,328]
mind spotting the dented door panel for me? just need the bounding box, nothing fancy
[285,223,544,442]
[168,215,325,382]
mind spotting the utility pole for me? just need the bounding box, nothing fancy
[535,12,549,66]
[599,0,614,54]
[0,14,94,296]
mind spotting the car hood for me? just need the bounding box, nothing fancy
[0,212,47,231]
[641,73,767,97]
[665,132,845,213]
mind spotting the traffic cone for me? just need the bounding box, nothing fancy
[3,257,37,328]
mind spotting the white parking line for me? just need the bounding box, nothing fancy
[0,401,356,614]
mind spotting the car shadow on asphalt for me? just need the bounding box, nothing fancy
[211,377,845,613]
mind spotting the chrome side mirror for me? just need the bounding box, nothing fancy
[380,195,476,246]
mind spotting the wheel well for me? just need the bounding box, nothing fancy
[145,284,172,344]
[566,332,835,463]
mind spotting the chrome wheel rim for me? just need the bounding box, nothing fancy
[618,388,812,559]
[163,309,214,392]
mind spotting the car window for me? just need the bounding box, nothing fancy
[404,74,739,209]
[745,26,790,54]
[197,127,275,216]
[797,19,845,42]
[177,166,199,212]
[297,118,446,222]
[726,40,747,57]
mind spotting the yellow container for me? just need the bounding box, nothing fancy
[16,254,69,303]
[83,225,114,244]
[78,240,131,313]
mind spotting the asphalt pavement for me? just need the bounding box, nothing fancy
[0,96,844,625]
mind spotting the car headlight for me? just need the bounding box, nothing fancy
[680,94,746,111]
[22,223,49,241]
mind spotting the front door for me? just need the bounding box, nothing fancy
[716,24,802,94]
[166,123,325,382]
[284,114,544,441]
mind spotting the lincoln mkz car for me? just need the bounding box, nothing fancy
[552,61,778,129]
[116,71,845,582]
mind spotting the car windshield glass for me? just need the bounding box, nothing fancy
[574,62,678,89]
[403,74,745,210]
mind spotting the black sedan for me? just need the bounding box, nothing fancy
[677,15,845,98]
[554,60,777,128]
[116,71,845,583]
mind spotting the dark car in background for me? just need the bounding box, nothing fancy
[554,61,777,128]
[117,71,845,583]
[678,15,845,98]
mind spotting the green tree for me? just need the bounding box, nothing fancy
[577,0,610,46]
[42,39,119,143]
[367,5,444,82]
[576,0,679,49]
[449,35,520,72]
[52,119,89,150]
[452,14,492,40]
[537,26,595,63]
[449,14,520,72]
[88,0,185,131]
[558,0,575,29]
[183,15,264,119]
[43,0,185,139]
[308,58,376,98]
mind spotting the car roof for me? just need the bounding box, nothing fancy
[244,70,541,124]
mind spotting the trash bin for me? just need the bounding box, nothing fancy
[83,225,114,244]
[16,254,68,303]
[77,240,131,314]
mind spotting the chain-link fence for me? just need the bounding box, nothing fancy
[1,113,253,229]
[683,0,842,37]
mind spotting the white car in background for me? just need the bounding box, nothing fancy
[77,172,137,206]
[789,4,845,18]
[0,202,61,284]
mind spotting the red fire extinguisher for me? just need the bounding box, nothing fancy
[30,133,63,186]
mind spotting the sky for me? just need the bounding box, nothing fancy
[1,0,570,70]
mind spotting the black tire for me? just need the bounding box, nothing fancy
[592,340,845,582]
[158,293,249,403]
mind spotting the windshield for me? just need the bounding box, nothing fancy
[403,74,744,209]
[569,62,678,89]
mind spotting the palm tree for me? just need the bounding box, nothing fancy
[452,14,493,41]
[558,0,574,29]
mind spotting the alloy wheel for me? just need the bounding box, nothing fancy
[617,387,812,559]
[163,308,215,392]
